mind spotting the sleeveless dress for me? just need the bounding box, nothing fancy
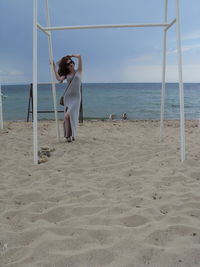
[63,71,82,138]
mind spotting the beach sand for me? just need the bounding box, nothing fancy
[1,120,200,267]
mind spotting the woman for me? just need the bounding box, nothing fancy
[53,54,82,142]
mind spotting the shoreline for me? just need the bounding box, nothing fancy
[2,118,200,122]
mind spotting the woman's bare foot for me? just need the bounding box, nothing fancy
[66,137,72,142]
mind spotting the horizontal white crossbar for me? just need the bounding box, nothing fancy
[42,22,172,31]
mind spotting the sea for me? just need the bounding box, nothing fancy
[1,83,200,121]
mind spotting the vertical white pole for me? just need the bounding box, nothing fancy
[160,0,168,141]
[176,0,186,161]
[0,83,3,129]
[45,0,60,142]
[33,0,38,164]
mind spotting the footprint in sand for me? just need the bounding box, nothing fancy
[13,192,43,205]
[121,214,149,227]
[146,225,200,247]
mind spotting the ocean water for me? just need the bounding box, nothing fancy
[1,83,200,121]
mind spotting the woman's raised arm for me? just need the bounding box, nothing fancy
[52,61,66,82]
[70,54,82,73]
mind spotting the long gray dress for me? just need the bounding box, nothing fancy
[63,71,82,138]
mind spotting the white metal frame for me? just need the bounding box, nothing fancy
[0,83,3,130]
[33,0,185,164]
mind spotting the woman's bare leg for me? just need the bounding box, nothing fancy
[64,112,72,141]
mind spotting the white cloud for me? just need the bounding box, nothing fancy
[0,69,24,76]
[0,68,29,84]
[166,30,200,55]
[182,64,200,82]
[83,62,200,83]
[130,55,153,63]
[182,31,200,41]
[168,43,200,54]
[122,64,200,83]
[9,71,24,76]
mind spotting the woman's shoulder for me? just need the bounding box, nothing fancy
[76,70,82,78]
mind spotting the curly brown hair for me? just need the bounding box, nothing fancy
[58,56,75,77]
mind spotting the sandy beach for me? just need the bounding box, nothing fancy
[1,119,200,267]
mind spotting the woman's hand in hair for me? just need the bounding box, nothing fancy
[65,55,72,60]
[74,55,82,72]
[65,54,82,72]
[69,54,81,58]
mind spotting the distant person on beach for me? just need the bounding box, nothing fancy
[52,54,82,142]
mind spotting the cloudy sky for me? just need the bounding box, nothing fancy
[0,0,200,84]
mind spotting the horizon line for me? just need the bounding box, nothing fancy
[2,81,200,86]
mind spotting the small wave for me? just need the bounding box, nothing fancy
[170,104,194,108]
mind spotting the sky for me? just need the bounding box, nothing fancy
[0,0,200,84]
